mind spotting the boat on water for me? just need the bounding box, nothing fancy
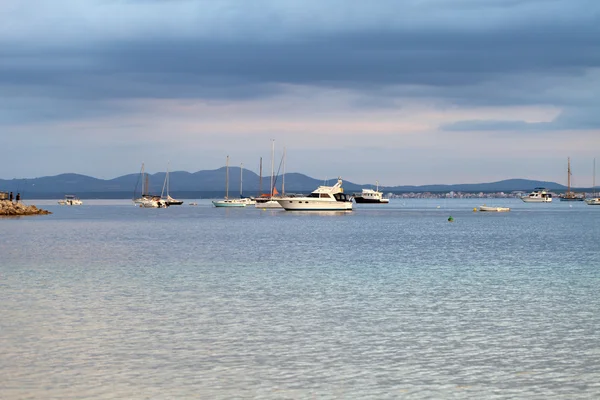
[213,156,247,207]
[276,178,353,211]
[520,188,553,203]
[58,195,83,206]
[585,158,600,206]
[353,181,389,204]
[161,163,183,206]
[133,163,168,208]
[479,204,510,212]
[559,157,585,201]
[255,141,284,208]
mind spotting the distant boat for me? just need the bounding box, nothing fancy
[238,162,255,205]
[277,178,353,211]
[161,163,183,206]
[559,157,585,201]
[133,163,168,208]
[585,158,600,205]
[212,156,247,207]
[479,204,510,212]
[521,188,553,203]
[58,195,82,206]
[255,140,283,208]
[353,181,389,204]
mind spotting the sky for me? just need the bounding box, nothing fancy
[1,0,599,186]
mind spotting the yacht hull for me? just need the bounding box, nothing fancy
[354,197,389,204]
[277,199,353,211]
[212,200,247,207]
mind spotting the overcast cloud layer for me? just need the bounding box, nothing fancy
[1,0,599,185]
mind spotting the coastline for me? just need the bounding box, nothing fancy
[0,200,51,216]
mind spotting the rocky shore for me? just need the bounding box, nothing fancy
[0,200,52,216]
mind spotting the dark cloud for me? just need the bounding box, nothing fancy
[1,0,599,128]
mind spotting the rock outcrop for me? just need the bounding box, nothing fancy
[0,200,52,216]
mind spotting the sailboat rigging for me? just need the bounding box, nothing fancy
[161,162,183,205]
[585,158,600,205]
[212,156,247,207]
[559,157,584,201]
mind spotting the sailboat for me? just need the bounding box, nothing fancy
[238,163,256,205]
[133,163,167,208]
[559,157,585,201]
[212,156,247,207]
[255,140,283,208]
[161,163,183,205]
[585,158,600,205]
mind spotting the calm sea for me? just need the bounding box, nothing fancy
[1,199,599,399]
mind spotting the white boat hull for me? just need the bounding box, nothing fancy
[479,205,510,212]
[585,198,600,205]
[255,200,282,208]
[521,197,552,203]
[277,199,353,211]
[212,199,247,207]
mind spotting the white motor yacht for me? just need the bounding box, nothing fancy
[520,188,553,203]
[276,178,353,211]
[58,195,83,205]
[353,181,389,204]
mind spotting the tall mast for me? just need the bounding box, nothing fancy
[240,163,243,197]
[282,147,286,196]
[225,155,229,199]
[567,157,571,194]
[594,158,596,196]
[259,157,263,196]
[141,163,146,195]
[270,139,275,197]
[376,180,379,192]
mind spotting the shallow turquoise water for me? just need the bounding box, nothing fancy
[1,199,600,399]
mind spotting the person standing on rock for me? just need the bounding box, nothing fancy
[16,193,20,202]
[9,192,13,202]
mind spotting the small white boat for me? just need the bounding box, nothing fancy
[479,205,510,212]
[58,195,83,205]
[520,188,553,203]
[213,156,247,208]
[353,181,389,204]
[189,202,198,206]
[276,178,353,211]
[255,198,282,208]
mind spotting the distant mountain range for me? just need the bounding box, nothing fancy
[0,168,575,199]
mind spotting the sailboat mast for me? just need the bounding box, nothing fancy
[270,139,275,197]
[282,147,286,196]
[240,163,243,197]
[145,174,149,196]
[567,157,571,193]
[259,157,263,196]
[225,155,229,199]
[594,158,596,196]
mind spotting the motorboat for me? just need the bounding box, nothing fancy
[58,195,83,205]
[520,188,553,203]
[479,205,510,212]
[255,197,282,208]
[276,178,353,211]
[353,181,389,204]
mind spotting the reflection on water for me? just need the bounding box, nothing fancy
[1,199,600,399]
